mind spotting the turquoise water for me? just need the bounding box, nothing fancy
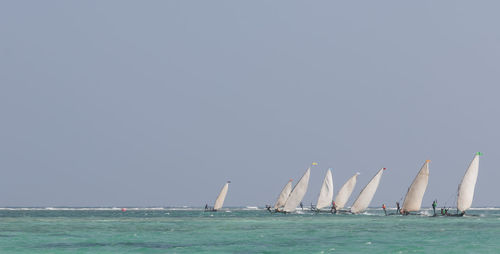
[0,208,499,253]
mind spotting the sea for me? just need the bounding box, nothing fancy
[0,207,499,253]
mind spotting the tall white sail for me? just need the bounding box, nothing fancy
[457,153,480,212]
[213,181,230,210]
[283,168,311,212]
[350,168,385,214]
[402,160,430,213]
[316,169,334,210]
[274,179,293,209]
[334,173,359,209]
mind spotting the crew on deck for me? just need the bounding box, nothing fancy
[331,201,337,214]
[432,200,437,216]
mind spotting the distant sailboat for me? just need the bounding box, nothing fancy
[282,168,311,213]
[350,168,386,214]
[315,169,333,211]
[205,181,230,212]
[334,173,359,210]
[274,179,293,210]
[401,160,430,215]
[456,153,481,215]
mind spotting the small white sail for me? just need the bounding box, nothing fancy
[283,168,311,212]
[402,160,430,213]
[334,173,359,209]
[457,153,480,212]
[274,179,293,209]
[213,181,230,210]
[350,168,385,214]
[316,169,334,210]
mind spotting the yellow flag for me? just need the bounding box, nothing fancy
[312,162,318,166]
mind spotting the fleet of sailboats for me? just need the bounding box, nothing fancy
[208,152,482,217]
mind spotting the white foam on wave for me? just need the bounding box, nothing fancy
[421,210,432,216]
[125,207,165,211]
[165,207,198,211]
[469,207,500,210]
[244,206,259,210]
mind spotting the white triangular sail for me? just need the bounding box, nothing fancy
[274,180,293,209]
[402,160,430,213]
[334,173,359,209]
[213,181,230,210]
[457,153,480,212]
[350,168,385,214]
[316,169,333,210]
[283,168,311,212]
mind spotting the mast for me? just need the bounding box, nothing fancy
[283,168,311,212]
[334,173,359,209]
[316,169,334,210]
[274,179,293,209]
[457,153,481,213]
[213,181,230,211]
[401,160,430,213]
[350,168,386,214]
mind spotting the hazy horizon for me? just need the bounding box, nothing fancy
[1,1,499,208]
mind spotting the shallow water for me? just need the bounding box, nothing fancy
[0,208,499,253]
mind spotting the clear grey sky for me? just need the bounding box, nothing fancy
[1,1,499,207]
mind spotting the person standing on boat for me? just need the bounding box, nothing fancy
[382,204,387,216]
[300,202,304,210]
[204,204,208,210]
[396,202,400,214]
[265,205,271,212]
[432,200,437,216]
[444,207,449,215]
[331,201,337,214]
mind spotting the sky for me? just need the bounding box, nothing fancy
[1,1,499,207]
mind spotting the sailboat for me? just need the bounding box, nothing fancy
[267,179,293,212]
[350,168,386,214]
[333,173,359,212]
[313,169,334,212]
[205,181,230,212]
[452,152,481,216]
[281,168,311,213]
[400,160,430,215]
